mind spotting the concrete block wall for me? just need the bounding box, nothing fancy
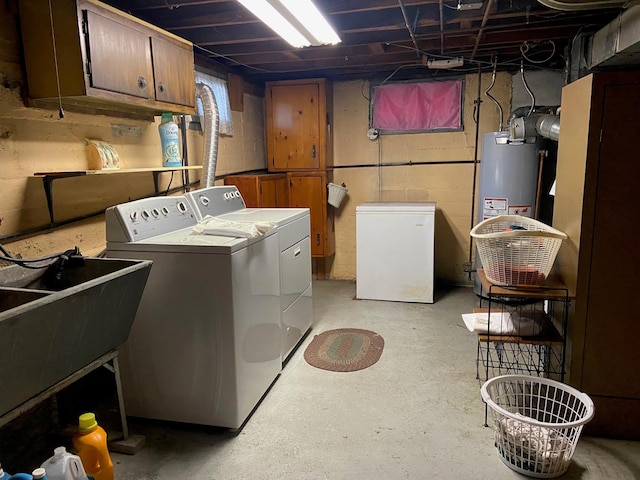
[329,74,512,285]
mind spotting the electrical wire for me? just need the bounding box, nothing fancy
[194,44,274,73]
[361,80,370,101]
[164,171,175,196]
[484,55,504,131]
[47,0,65,119]
[520,57,536,116]
[0,244,70,269]
[520,41,557,64]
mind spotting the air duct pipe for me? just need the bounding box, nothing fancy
[535,114,560,141]
[510,113,561,141]
[195,83,220,188]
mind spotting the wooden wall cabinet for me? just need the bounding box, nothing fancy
[552,71,640,439]
[288,171,334,258]
[224,173,288,208]
[19,0,195,118]
[265,78,333,172]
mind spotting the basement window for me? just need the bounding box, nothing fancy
[370,78,463,134]
[195,70,234,136]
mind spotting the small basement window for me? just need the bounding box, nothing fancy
[195,69,234,136]
[370,78,463,134]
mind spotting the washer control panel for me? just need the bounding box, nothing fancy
[106,196,197,242]
[185,186,246,220]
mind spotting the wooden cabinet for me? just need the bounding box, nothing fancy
[288,172,334,258]
[266,78,333,172]
[19,0,195,118]
[265,78,335,262]
[224,173,288,208]
[552,71,640,439]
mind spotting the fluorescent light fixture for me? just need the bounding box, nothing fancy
[426,57,464,69]
[237,0,341,48]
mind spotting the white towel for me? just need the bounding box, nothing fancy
[461,309,544,336]
[193,215,274,238]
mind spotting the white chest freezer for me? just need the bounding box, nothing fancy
[356,202,436,303]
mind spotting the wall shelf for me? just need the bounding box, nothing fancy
[33,166,202,224]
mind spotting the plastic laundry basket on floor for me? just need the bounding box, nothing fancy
[481,375,594,478]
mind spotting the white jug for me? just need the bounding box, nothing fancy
[40,447,89,480]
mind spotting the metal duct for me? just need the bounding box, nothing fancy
[590,4,640,69]
[195,83,220,188]
[535,114,561,141]
[509,113,561,141]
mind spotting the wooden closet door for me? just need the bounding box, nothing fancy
[269,83,320,171]
[581,83,640,398]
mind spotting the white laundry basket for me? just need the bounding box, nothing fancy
[481,375,595,478]
[471,215,567,286]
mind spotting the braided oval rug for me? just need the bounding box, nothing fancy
[303,328,384,372]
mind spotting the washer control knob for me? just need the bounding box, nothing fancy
[151,208,160,217]
[177,201,188,213]
[199,195,210,206]
[161,206,170,216]
[141,210,150,220]
[130,211,138,221]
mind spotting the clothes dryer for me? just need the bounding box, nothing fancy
[185,186,312,363]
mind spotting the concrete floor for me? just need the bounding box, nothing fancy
[111,281,640,480]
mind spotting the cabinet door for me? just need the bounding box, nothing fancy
[274,176,289,207]
[151,37,195,107]
[84,9,152,99]
[258,177,282,208]
[269,83,320,171]
[289,173,333,257]
[581,83,640,398]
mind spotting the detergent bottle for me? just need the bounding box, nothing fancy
[158,113,181,167]
[71,413,113,480]
[8,469,46,480]
[40,447,89,480]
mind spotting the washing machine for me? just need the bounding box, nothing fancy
[105,194,281,430]
[185,186,312,363]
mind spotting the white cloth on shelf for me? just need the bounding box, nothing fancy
[192,215,274,238]
[461,309,545,336]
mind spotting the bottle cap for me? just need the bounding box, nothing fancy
[32,467,46,479]
[78,412,98,434]
[161,112,173,121]
[54,446,67,458]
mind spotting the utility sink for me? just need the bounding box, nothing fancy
[0,257,152,418]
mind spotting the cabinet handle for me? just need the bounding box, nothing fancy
[138,76,147,89]
[316,233,320,246]
[311,144,316,159]
[158,83,166,93]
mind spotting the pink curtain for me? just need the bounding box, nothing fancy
[373,79,462,132]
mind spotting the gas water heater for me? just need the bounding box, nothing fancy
[474,131,540,295]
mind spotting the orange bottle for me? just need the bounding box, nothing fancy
[71,413,114,480]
